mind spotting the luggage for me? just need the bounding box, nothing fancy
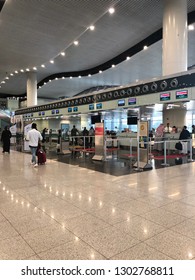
[175,142,182,151]
[37,148,46,164]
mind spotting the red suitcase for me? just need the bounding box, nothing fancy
[37,149,46,165]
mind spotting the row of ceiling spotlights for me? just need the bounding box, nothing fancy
[0,7,116,87]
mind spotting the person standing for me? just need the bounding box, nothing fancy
[1,126,12,153]
[71,125,78,145]
[26,123,42,167]
[179,126,190,154]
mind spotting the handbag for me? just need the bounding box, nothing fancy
[175,142,182,151]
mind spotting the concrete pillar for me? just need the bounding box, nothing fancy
[27,72,37,107]
[162,0,187,76]
[81,114,89,130]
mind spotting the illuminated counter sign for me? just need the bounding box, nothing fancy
[176,90,188,99]
[42,112,45,116]
[56,109,59,114]
[89,104,94,110]
[160,92,170,101]
[73,107,78,112]
[52,110,55,114]
[118,99,125,106]
[68,108,72,113]
[96,103,102,109]
[128,97,136,105]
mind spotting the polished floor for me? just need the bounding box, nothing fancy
[0,148,195,260]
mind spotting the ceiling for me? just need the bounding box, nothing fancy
[0,0,195,101]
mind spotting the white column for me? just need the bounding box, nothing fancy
[26,71,37,107]
[162,0,187,76]
[81,114,89,130]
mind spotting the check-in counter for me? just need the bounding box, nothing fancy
[163,132,180,150]
[117,132,137,148]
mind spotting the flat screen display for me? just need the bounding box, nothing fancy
[91,115,101,124]
[160,92,170,101]
[96,103,102,109]
[176,90,188,99]
[56,109,59,114]
[127,116,137,125]
[42,112,45,116]
[128,98,136,105]
[73,107,78,112]
[89,104,94,110]
[118,99,125,106]
[51,110,55,114]
[68,108,72,113]
[38,112,41,116]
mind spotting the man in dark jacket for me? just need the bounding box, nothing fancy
[179,126,190,154]
[1,126,12,153]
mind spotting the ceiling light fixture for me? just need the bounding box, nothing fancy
[70,76,72,79]
[78,76,81,78]
[15,71,18,74]
[20,69,24,72]
[74,40,79,45]
[109,7,115,14]
[112,64,115,68]
[5,77,9,80]
[143,45,148,50]
[99,70,102,73]
[41,64,45,68]
[50,60,54,64]
[88,74,91,77]
[89,25,95,31]
[126,56,130,60]
[10,73,14,76]
[33,67,37,70]
[26,68,30,72]
[61,52,65,56]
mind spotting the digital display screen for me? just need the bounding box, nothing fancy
[51,110,55,114]
[73,107,78,112]
[128,98,136,105]
[56,109,59,114]
[176,90,188,99]
[96,103,102,109]
[89,104,94,110]
[118,99,125,106]
[38,112,41,116]
[68,108,72,113]
[42,112,45,116]
[31,113,33,117]
[160,92,171,101]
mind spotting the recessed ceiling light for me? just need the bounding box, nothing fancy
[49,80,51,82]
[109,7,115,14]
[26,68,30,72]
[1,81,5,84]
[89,25,95,31]
[5,77,9,80]
[126,56,130,60]
[10,73,14,76]
[70,76,73,79]
[55,77,58,80]
[74,41,79,45]
[112,64,115,68]
[62,77,65,79]
[41,64,45,68]
[44,82,46,85]
[188,24,194,31]
[99,70,102,73]
[61,52,65,56]
[50,60,54,64]
[15,70,18,74]
[20,69,24,72]
[78,76,81,78]
[143,45,148,50]
[33,67,37,70]
[88,74,91,77]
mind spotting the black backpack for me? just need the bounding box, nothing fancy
[175,142,182,150]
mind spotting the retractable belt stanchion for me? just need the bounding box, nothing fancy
[188,139,193,162]
[161,140,170,166]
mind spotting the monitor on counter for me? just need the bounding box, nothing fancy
[73,107,78,112]
[128,97,136,105]
[176,90,188,99]
[51,110,55,114]
[160,92,170,101]
[118,99,125,106]
[42,112,45,116]
[56,109,59,114]
[91,114,101,124]
[68,108,72,113]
